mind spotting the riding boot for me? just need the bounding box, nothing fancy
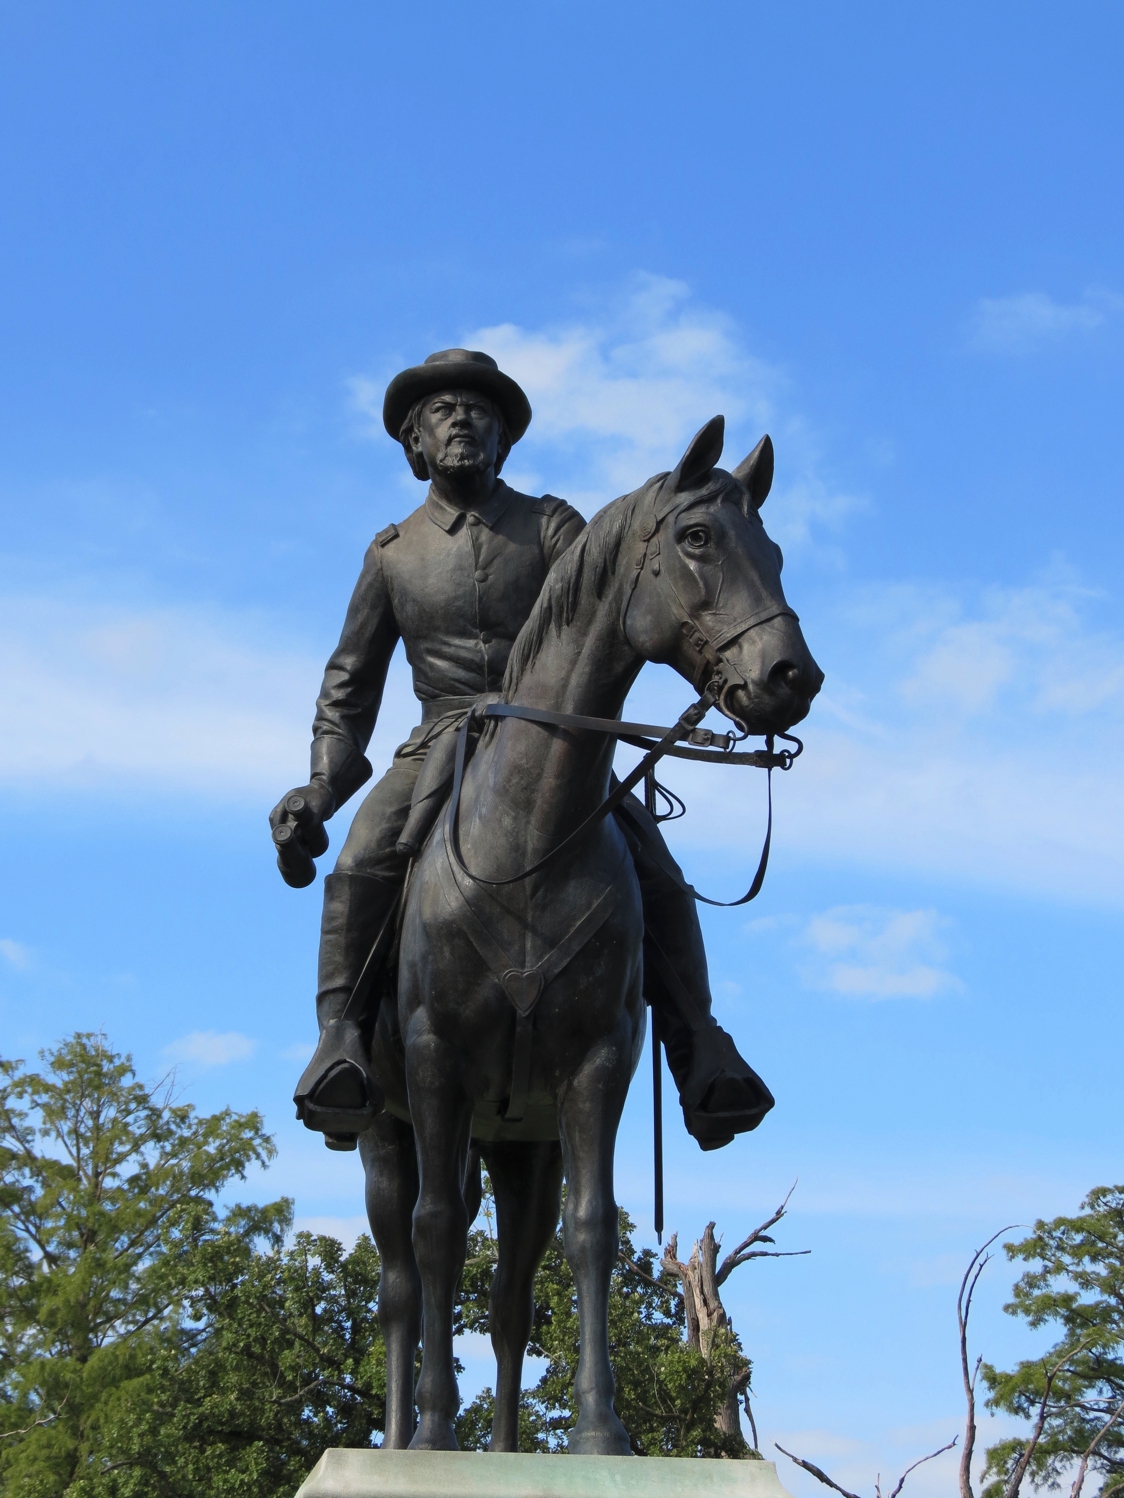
[616,794,775,1151]
[645,924,775,1151]
[293,871,399,1151]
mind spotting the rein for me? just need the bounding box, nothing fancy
[446,681,801,907]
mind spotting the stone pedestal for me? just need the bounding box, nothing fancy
[296,1449,795,1498]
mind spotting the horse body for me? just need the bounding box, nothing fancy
[361,418,822,1455]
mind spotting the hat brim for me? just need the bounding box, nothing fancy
[382,362,532,444]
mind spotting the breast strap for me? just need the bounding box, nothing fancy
[435,826,627,1122]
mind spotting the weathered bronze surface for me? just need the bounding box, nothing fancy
[269,348,822,1455]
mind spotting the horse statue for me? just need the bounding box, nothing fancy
[356,415,822,1455]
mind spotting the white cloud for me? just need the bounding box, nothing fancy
[895,570,1124,719]
[465,274,775,502]
[164,1030,257,1066]
[802,906,959,1001]
[0,594,418,797]
[0,597,314,794]
[350,274,861,545]
[281,1041,315,1063]
[969,289,1122,354]
[0,939,32,971]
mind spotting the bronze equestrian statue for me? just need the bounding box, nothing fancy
[269,349,822,1453]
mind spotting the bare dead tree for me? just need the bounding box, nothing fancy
[959,1227,1018,1498]
[655,1184,809,1447]
[775,1437,958,1498]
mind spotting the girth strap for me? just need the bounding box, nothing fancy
[435,829,627,1121]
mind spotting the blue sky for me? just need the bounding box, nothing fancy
[2,3,1122,1491]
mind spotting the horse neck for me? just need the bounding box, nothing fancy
[469,570,641,861]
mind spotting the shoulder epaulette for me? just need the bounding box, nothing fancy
[531,494,567,515]
[375,523,400,546]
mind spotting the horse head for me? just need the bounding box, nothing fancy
[623,415,823,736]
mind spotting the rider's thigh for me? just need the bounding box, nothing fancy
[334,739,426,880]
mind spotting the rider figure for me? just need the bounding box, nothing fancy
[270,349,774,1153]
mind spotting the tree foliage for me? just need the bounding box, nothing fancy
[0,1034,385,1498]
[73,1224,386,1498]
[982,1186,1124,1498]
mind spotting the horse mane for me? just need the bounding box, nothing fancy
[502,481,657,698]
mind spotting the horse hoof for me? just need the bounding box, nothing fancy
[568,1415,632,1456]
[408,1418,458,1451]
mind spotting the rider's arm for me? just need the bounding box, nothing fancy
[310,532,401,815]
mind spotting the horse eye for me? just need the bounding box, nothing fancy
[683,527,710,548]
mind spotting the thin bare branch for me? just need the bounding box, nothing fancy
[742,1389,759,1451]
[0,1395,68,1441]
[960,1227,1019,1498]
[617,1251,684,1299]
[1070,1393,1124,1498]
[886,1438,959,1498]
[731,1249,812,1261]
[776,1442,864,1498]
[716,1181,800,1286]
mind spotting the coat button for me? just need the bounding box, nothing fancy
[467,514,480,526]
[474,569,488,582]
[480,632,493,645]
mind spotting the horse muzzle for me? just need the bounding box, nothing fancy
[722,646,824,736]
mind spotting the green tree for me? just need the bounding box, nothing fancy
[455,1192,761,1457]
[0,1033,391,1498]
[0,1033,274,1496]
[76,1223,386,1498]
[982,1186,1124,1498]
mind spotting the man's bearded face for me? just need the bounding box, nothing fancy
[414,389,502,479]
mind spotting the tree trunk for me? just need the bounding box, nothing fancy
[663,1224,750,1447]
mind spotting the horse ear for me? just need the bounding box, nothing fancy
[732,434,774,510]
[671,415,725,492]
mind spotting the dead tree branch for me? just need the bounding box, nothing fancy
[716,1182,804,1285]
[885,1439,959,1498]
[959,1226,1019,1498]
[775,1442,864,1498]
[618,1250,683,1298]
[776,1437,957,1498]
[0,1394,68,1442]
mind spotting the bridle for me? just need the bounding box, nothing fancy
[619,473,801,732]
[445,477,804,907]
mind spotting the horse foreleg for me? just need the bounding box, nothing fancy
[358,1112,420,1449]
[558,1032,634,1456]
[406,1026,474,1451]
[482,1139,563,1452]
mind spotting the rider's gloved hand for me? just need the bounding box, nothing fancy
[269,781,334,887]
[270,739,372,889]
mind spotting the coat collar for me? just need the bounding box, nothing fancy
[424,479,513,533]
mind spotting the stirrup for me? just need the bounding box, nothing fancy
[294,1021,383,1137]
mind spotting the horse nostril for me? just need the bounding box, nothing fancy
[768,660,802,693]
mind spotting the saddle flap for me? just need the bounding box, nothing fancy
[501,968,544,1015]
